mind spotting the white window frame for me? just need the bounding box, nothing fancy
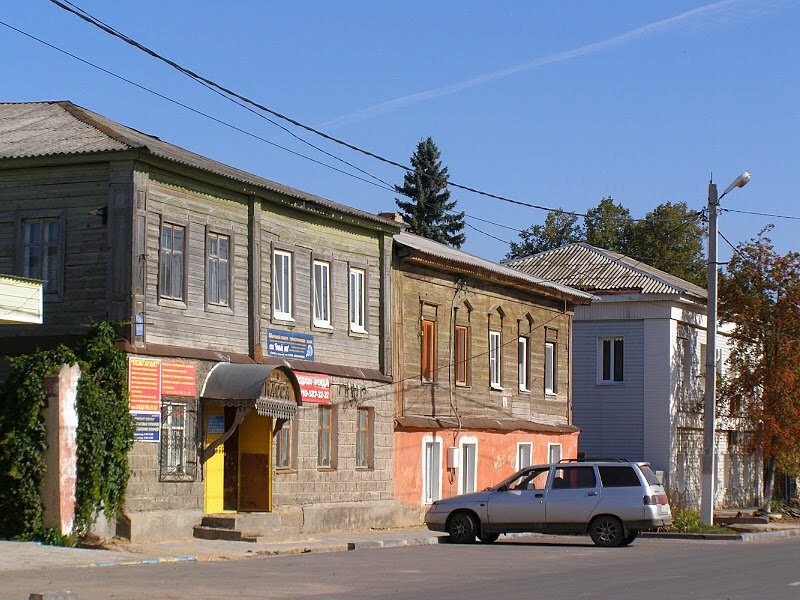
[518,336,529,391]
[489,330,502,390]
[548,442,562,464]
[516,442,533,471]
[349,267,366,333]
[422,435,442,504]
[598,337,624,384]
[21,216,63,295]
[273,249,293,321]
[458,436,479,495]
[544,341,556,395]
[312,259,332,328]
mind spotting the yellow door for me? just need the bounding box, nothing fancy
[204,407,226,514]
[238,413,273,511]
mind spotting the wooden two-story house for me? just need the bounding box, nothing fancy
[0,101,407,541]
[391,232,594,508]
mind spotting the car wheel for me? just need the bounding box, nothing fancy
[447,511,477,544]
[619,530,639,546]
[478,532,500,544]
[589,516,625,547]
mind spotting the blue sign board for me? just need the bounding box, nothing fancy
[207,414,225,435]
[131,411,160,442]
[266,329,314,360]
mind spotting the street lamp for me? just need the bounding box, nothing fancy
[701,171,750,526]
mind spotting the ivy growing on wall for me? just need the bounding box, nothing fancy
[0,322,134,540]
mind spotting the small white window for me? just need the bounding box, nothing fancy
[518,336,528,391]
[544,341,556,394]
[459,438,478,495]
[349,267,366,332]
[516,442,533,470]
[422,437,442,504]
[22,217,61,294]
[548,443,562,464]
[489,330,501,389]
[273,249,293,320]
[312,260,331,327]
[598,337,624,383]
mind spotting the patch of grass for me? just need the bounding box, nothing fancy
[664,509,736,534]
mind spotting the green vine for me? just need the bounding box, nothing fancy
[0,322,134,540]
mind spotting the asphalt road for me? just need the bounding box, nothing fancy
[6,535,800,600]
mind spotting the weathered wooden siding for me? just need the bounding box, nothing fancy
[572,319,645,459]
[259,203,382,369]
[141,169,250,353]
[0,162,113,337]
[394,260,573,426]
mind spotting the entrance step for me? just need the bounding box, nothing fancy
[192,525,257,542]
[194,513,296,542]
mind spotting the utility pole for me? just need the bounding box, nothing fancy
[701,179,719,526]
[701,171,749,526]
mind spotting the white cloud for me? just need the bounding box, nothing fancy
[324,0,745,128]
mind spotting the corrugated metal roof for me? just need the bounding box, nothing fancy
[0,101,402,229]
[394,231,596,302]
[503,242,707,300]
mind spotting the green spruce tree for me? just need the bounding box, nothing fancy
[395,137,465,248]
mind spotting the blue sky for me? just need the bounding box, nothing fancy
[3,0,799,265]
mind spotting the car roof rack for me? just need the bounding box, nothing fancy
[558,457,631,463]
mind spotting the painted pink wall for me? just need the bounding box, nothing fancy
[394,429,579,506]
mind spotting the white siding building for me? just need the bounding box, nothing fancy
[505,243,761,509]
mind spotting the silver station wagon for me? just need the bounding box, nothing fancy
[425,459,671,547]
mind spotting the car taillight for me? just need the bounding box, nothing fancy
[644,494,669,505]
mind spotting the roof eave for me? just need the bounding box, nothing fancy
[402,250,593,305]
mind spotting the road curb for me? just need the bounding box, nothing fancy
[91,555,197,567]
[642,528,800,542]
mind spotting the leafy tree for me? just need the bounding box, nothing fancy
[628,202,706,286]
[505,210,583,260]
[395,137,465,248]
[584,196,634,254]
[718,227,800,508]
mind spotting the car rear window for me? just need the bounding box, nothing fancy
[638,465,662,485]
[598,466,641,487]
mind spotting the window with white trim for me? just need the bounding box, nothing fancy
[21,217,61,294]
[423,437,442,504]
[349,267,366,332]
[273,249,293,319]
[518,336,529,391]
[160,222,185,300]
[599,337,624,383]
[544,341,556,394]
[312,260,331,327]
[206,232,230,306]
[460,439,478,495]
[489,330,501,389]
[548,443,562,464]
[517,442,533,470]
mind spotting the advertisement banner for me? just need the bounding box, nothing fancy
[131,411,160,442]
[161,361,196,397]
[129,357,161,412]
[294,371,331,404]
[266,329,314,360]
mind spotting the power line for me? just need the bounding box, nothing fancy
[722,208,800,221]
[46,0,703,226]
[0,19,398,194]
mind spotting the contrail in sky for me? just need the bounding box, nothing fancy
[324,0,741,128]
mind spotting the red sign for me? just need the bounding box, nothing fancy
[294,371,331,404]
[129,357,161,412]
[161,361,196,396]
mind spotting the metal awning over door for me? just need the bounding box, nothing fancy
[199,363,299,463]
